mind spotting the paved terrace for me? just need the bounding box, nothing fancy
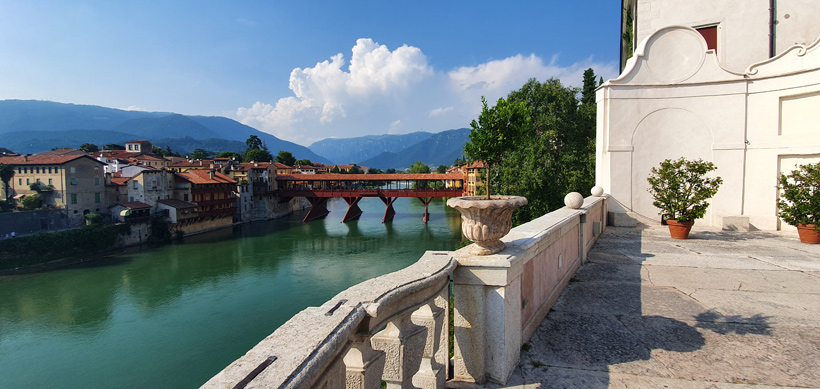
[503,224,820,388]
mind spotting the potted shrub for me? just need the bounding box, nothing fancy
[447,97,528,255]
[647,157,723,239]
[778,162,820,244]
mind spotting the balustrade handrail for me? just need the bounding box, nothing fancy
[202,251,456,389]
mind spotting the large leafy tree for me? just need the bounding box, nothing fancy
[79,143,99,153]
[246,135,263,150]
[244,148,272,163]
[275,151,296,166]
[409,161,431,174]
[189,148,211,160]
[464,97,531,200]
[216,151,242,160]
[467,71,599,224]
[294,159,313,166]
[0,163,15,201]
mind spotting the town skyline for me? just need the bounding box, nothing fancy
[0,1,620,146]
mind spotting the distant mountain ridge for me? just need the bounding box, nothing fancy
[361,128,470,170]
[0,100,329,162]
[308,132,435,164]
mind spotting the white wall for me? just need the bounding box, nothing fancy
[598,26,820,230]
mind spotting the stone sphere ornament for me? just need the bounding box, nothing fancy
[447,196,528,255]
[564,192,584,209]
[591,186,604,197]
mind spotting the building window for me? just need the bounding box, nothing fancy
[95,193,101,203]
[128,144,133,151]
[18,178,22,185]
[26,178,30,185]
[71,194,77,204]
[95,178,100,186]
[94,167,99,174]
[23,167,27,174]
[70,167,76,174]
[48,167,52,174]
[48,178,52,185]
[70,178,77,185]
[696,25,717,52]
[36,167,40,174]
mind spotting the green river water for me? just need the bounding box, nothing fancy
[0,197,462,388]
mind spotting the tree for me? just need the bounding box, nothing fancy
[189,149,211,160]
[331,165,341,174]
[0,163,14,201]
[246,135,263,150]
[244,148,272,163]
[275,151,296,166]
[409,161,431,174]
[216,151,242,160]
[472,74,598,224]
[294,159,313,166]
[349,165,362,174]
[385,168,397,174]
[21,194,41,210]
[80,143,99,153]
[367,167,381,174]
[437,165,447,174]
[464,97,531,200]
[103,144,125,150]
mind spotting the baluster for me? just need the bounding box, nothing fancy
[344,334,386,389]
[371,313,427,388]
[410,298,446,388]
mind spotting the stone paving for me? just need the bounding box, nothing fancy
[502,224,820,388]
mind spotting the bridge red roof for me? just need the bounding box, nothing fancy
[276,173,461,181]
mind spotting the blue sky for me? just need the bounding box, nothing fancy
[0,1,620,146]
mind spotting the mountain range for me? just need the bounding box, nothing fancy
[0,100,471,169]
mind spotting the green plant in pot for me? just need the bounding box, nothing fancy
[647,157,722,239]
[778,162,820,244]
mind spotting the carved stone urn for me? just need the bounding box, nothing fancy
[447,195,528,255]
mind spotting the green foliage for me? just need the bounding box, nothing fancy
[83,213,103,225]
[453,157,466,166]
[348,165,362,174]
[79,143,99,153]
[215,151,242,160]
[778,162,820,229]
[294,159,313,166]
[21,194,41,210]
[622,4,635,63]
[0,223,130,269]
[0,199,14,212]
[103,143,125,150]
[385,168,396,174]
[0,163,14,200]
[189,148,211,160]
[331,165,341,173]
[244,148,272,162]
[147,215,172,243]
[465,97,531,198]
[647,158,723,222]
[409,161,431,174]
[466,76,596,223]
[367,167,381,174]
[275,150,296,166]
[437,165,447,174]
[246,135,263,150]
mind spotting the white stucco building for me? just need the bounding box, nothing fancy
[598,0,820,231]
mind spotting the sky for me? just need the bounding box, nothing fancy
[0,1,621,146]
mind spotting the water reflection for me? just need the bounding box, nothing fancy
[0,195,461,389]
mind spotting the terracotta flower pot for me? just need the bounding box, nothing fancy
[666,219,694,239]
[446,195,527,255]
[797,224,820,244]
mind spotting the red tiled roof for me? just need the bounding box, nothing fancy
[169,159,213,168]
[157,199,197,209]
[0,153,103,166]
[110,177,129,186]
[120,201,152,209]
[177,169,236,184]
[272,162,292,169]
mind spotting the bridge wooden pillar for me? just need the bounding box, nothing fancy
[342,197,363,223]
[417,197,432,223]
[380,196,397,223]
[303,197,329,222]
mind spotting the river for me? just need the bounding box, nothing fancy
[0,197,462,388]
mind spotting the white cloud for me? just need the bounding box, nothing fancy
[236,39,618,146]
[428,107,453,117]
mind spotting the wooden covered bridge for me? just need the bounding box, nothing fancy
[275,173,465,222]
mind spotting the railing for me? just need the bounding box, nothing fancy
[277,188,464,198]
[203,193,608,388]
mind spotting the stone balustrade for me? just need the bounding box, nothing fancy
[202,194,607,388]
